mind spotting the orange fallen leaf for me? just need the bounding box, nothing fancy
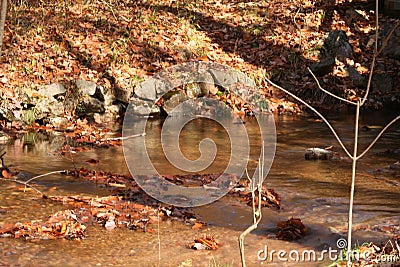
[192,222,203,230]
[2,169,12,178]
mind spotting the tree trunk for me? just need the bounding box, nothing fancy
[0,0,8,51]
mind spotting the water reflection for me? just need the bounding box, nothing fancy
[0,110,399,266]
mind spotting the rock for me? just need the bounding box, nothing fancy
[197,72,217,95]
[114,87,132,103]
[34,97,65,118]
[162,93,190,115]
[38,83,66,97]
[105,219,116,230]
[371,73,394,93]
[135,78,171,101]
[93,113,117,124]
[390,161,400,170]
[114,87,133,104]
[128,97,160,116]
[49,117,68,128]
[93,104,121,124]
[76,79,104,101]
[347,66,367,88]
[310,57,335,76]
[76,96,105,116]
[323,30,353,60]
[103,90,115,107]
[208,68,253,89]
[185,83,203,98]
[305,148,334,160]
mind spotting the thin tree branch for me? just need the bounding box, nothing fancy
[265,78,353,159]
[376,20,400,57]
[307,67,357,106]
[239,143,265,267]
[346,101,360,267]
[100,132,146,141]
[361,0,379,106]
[357,115,400,160]
[25,170,67,185]
[0,177,46,196]
[361,55,376,107]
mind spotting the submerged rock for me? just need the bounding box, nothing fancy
[305,148,334,160]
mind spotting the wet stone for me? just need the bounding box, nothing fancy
[305,148,334,160]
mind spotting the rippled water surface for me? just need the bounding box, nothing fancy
[0,110,399,267]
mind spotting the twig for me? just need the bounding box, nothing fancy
[239,142,265,267]
[362,20,400,107]
[376,20,400,57]
[346,101,360,267]
[100,132,146,141]
[265,78,353,159]
[361,0,379,106]
[357,115,400,160]
[308,67,357,106]
[0,177,46,196]
[25,170,67,185]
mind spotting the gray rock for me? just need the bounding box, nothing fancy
[128,98,160,116]
[35,97,65,117]
[323,30,353,60]
[196,72,216,95]
[38,83,66,97]
[310,57,335,76]
[208,69,254,89]
[347,67,367,88]
[49,117,68,128]
[93,112,119,124]
[76,79,96,95]
[103,90,115,107]
[185,83,203,98]
[162,93,190,115]
[76,79,104,101]
[135,78,171,101]
[114,87,133,103]
[76,96,105,116]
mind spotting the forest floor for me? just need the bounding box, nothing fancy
[0,0,399,116]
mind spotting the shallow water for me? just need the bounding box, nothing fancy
[0,110,399,267]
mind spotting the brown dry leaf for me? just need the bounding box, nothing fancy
[276,218,307,241]
[191,222,203,230]
[190,235,219,250]
[1,169,12,178]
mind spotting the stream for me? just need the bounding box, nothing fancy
[0,110,399,267]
